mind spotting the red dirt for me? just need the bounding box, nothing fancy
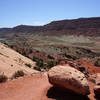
[0,73,52,100]
[76,58,100,75]
[0,72,98,100]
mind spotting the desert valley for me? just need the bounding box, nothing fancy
[0,17,100,100]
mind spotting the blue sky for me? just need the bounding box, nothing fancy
[0,0,100,28]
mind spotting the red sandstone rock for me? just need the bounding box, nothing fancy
[48,65,90,95]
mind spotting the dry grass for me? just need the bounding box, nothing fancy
[12,70,25,79]
[0,74,8,83]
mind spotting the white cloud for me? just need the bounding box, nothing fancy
[32,21,47,26]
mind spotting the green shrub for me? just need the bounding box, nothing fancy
[33,56,44,67]
[46,61,58,69]
[12,70,25,79]
[94,58,100,67]
[0,74,8,83]
[34,66,41,71]
[47,55,54,59]
[25,63,31,68]
[33,56,58,71]
[65,54,77,60]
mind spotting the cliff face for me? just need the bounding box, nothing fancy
[0,17,100,36]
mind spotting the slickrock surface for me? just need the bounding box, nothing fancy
[0,43,37,78]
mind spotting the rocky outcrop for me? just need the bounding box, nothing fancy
[48,65,90,95]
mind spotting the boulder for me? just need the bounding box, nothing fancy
[48,65,90,95]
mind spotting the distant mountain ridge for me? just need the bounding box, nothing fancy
[0,17,100,36]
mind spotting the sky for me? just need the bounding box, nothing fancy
[0,0,100,28]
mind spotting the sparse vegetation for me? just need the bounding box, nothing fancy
[33,58,59,71]
[45,61,58,69]
[94,58,100,67]
[12,70,25,79]
[0,74,8,83]
[47,55,54,59]
[25,63,32,68]
[34,66,41,71]
[33,56,44,67]
[2,34,100,64]
[65,54,77,60]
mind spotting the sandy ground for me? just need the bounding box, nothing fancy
[0,43,37,78]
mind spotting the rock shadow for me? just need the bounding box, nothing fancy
[47,86,90,100]
[95,95,100,100]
